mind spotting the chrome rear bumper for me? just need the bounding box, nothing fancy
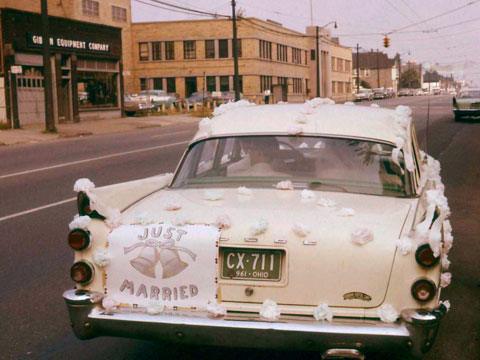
[63,289,445,359]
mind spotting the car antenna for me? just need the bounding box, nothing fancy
[425,98,430,154]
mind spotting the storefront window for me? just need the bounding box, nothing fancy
[77,71,118,108]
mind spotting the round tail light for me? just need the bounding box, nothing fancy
[411,279,436,303]
[70,261,94,284]
[415,244,439,268]
[68,229,90,251]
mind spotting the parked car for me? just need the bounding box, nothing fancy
[398,88,410,97]
[64,100,451,359]
[354,89,374,101]
[373,88,387,99]
[214,91,246,103]
[124,95,155,117]
[385,88,396,98]
[452,88,480,121]
[134,90,179,110]
[184,91,212,109]
[414,89,423,96]
[432,89,441,95]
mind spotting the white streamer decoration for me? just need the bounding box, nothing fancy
[377,304,399,323]
[276,180,294,190]
[440,272,452,288]
[207,302,227,317]
[93,248,112,267]
[313,303,333,321]
[69,215,91,230]
[351,228,374,245]
[250,218,268,235]
[301,189,315,199]
[337,208,355,217]
[215,215,232,229]
[292,222,311,237]
[260,299,281,320]
[147,302,165,315]
[237,186,253,196]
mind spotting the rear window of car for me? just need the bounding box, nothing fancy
[172,136,412,197]
[458,91,480,99]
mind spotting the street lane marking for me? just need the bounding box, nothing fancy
[150,130,194,139]
[0,197,76,222]
[0,140,190,180]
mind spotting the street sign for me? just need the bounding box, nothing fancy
[11,65,22,74]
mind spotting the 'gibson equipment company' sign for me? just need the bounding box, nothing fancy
[106,223,220,309]
[27,33,111,53]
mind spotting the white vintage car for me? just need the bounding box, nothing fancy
[64,99,452,360]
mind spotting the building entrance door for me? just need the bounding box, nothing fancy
[185,77,197,98]
[16,75,45,125]
[272,84,287,103]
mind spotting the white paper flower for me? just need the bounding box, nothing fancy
[371,103,380,108]
[172,213,191,227]
[440,272,452,288]
[73,178,95,193]
[301,189,315,199]
[69,214,91,230]
[93,248,111,267]
[295,113,308,123]
[441,255,451,271]
[306,97,335,107]
[395,105,413,117]
[351,227,374,245]
[164,201,182,211]
[344,101,355,106]
[105,208,122,229]
[300,103,315,114]
[147,302,165,315]
[204,190,223,201]
[212,100,255,116]
[314,141,325,149]
[288,125,303,135]
[102,296,119,313]
[377,304,399,323]
[207,301,227,317]
[237,186,253,196]
[396,235,413,255]
[298,142,309,149]
[215,215,232,229]
[292,222,311,237]
[250,218,268,235]
[276,180,294,190]
[313,303,333,321]
[337,208,355,217]
[198,117,213,134]
[132,211,149,225]
[317,198,337,207]
[439,300,451,312]
[260,299,281,320]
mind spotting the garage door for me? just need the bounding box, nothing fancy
[16,75,45,125]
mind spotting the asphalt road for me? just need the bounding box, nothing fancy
[0,96,478,360]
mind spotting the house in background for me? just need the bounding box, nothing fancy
[352,50,400,92]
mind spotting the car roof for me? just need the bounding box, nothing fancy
[192,103,403,145]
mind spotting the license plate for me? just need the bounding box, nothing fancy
[220,248,283,281]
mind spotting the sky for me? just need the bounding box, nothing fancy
[132,0,480,86]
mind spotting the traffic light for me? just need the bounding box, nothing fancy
[383,36,390,48]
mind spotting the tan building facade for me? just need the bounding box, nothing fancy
[353,51,399,92]
[129,18,312,103]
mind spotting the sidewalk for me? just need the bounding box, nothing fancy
[0,114,200,146]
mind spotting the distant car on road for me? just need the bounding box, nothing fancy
[373,88,387,99]
[453,88,480,121]
[414,89,424,96]
[135,90,179,111]
[398,89,410,97]
[354,89,374,101]
[124,95,154,117]
[184,91,212,109]
[385,88,396,99]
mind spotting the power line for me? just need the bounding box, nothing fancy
[134,0,215,17]
[147,0,230,18]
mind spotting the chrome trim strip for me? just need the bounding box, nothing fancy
[219,237,229,242]
[303,240,317,245]
[244,238,258,243]
[274,239,287,244]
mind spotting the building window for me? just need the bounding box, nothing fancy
[346,82,352,93]
[311,49,315,60]
[205,40,215,58]
[260,75,272,92]
[332,81,336,94]
[235,39,242,58]
[152,42,161,61]
[292,48,301,64]
[293,78,302,93]
[112,5,127,22]
[220,76,229,91]
[219,39,229,58]
[165,41,175,60]
[153,77,163,90]
[337,59,344,72]
[184,41,196,59]
[331,57,336,71]
[139,42,149,61]
[259,40,272,59]
[166,78,176,93]
[207,76,216,92]
[353,68,358,75]
[277,44,287,62]
[82,0,99,16]
[338,82,344,93]
[365,68,370,76]
[305,50,308,65]
[77,61,119,109]
[345,60,351,72]
[277,77,287,86]
[140,78,148,91]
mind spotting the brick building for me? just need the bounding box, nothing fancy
[129,18,353,103]
[0,0,130,127]
[353,50,400,92]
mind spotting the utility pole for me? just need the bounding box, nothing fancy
[316,26,320,97]
[356,43,360,92]
[231,0,240,102]
[41,0,56,132]
[376,49,380,88]
[310,0,313,26]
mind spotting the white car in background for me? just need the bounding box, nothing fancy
[64,100,452,360]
